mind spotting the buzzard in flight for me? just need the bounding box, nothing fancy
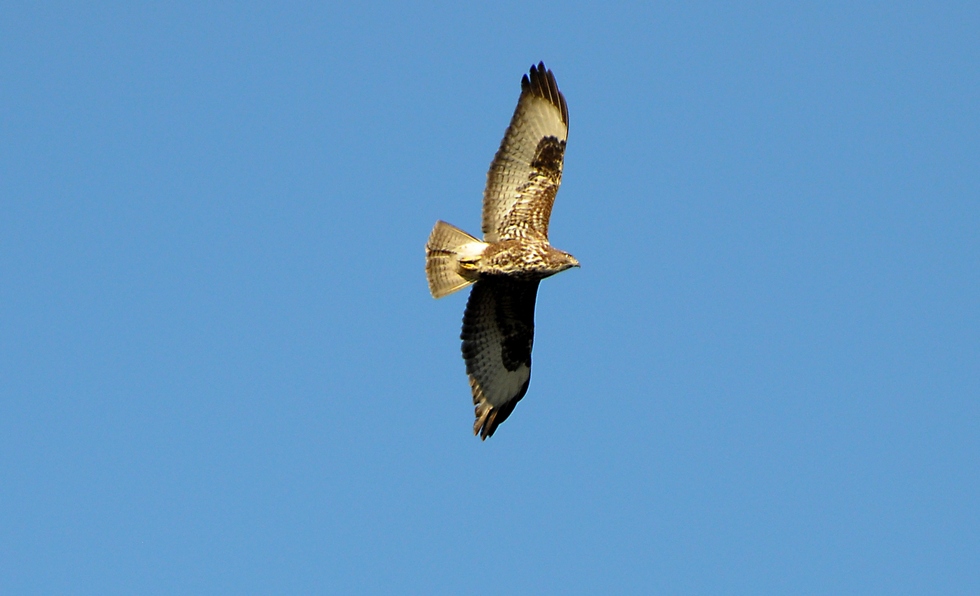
[425,62,579,439]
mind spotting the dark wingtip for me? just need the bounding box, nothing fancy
[478,412,501,440]
[522,61,568,126]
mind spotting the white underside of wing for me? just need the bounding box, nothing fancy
[462,282,536,409]
[470,359,529,409]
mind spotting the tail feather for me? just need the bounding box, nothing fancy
[425,221,484,298]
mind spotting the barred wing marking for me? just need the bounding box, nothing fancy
[461,278,540,439]
[482,62,568,243]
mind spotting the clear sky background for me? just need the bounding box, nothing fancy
[2,2,978,593]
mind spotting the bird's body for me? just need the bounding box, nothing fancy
[452,235,577,280]
[425,62,577,439]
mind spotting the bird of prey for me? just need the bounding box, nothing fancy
[425,62,579,439]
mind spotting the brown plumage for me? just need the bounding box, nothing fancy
[425,62,578,439]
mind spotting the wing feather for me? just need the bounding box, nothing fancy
[460,278,540,439]
[482,62,568,243]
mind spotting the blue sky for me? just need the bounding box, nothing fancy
[2,2,978,593]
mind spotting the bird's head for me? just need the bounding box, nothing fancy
[564,253,580,270]
[539,245,580,276]
[556,250,580,272]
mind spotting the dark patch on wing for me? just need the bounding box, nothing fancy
[461,278,539,374]
[494,279,538,370]
[483,62,569,242]
[499,134,566,239]
[460,278,539,438]
[531,136,566,180]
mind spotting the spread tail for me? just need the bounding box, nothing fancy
[425,221,485,298]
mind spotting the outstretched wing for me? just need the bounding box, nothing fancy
[482,62,568,243]
[461,278,540,439]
